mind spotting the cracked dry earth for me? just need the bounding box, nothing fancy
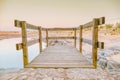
[0,68,119,80]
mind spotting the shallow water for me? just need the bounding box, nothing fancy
[0,38,46,69]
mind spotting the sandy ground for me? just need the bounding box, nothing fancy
[0,68,118,80]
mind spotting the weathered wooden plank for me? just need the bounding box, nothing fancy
[82,17,105,29]
[48,37,74,39]
[15,20,39,30]
[16,43,23,50]
[14,20,21,28]
[21,21,28,67]
[26,64,94,68]
[46,29,48,47]
[97,42,104,49]
[25,45,93,68]
[98,17,105,25]
[79,25,83,53]
[83,21,93,29]
[92,18,99,68]
[42,28,46,31]
[74,28,76,48]
[26,23,39,30]
[27,39,39,46]
[38,27,42,52]
[42,28,74,31]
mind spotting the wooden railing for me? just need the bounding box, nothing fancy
[42,28,77,47]
[15,17,105,68]
[77,17,105,68]
[15,20,43,67]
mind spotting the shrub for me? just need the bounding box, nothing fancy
[116,23,120,28]
[105,24,113,29]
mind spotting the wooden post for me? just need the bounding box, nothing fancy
[38,27,42,53]
[92,18,99,68]
[74,28,76,48]
[21,21,28,67]
[46,29,48,47]
[79,25,83,53]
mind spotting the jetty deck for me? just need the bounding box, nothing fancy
[26,44,93,68]
[15,17,105,68]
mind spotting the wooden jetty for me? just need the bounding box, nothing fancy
[15,17,105,68]
[26,44,93,68]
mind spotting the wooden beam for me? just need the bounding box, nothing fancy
[25,64,94,68]
[74,28,76,48]
[27,39,39,46]
[14,20,21,28]
[81,17,105,29]
[38,27,43,53]
[42,28,47,31]
[26,23,39,30]
[16,43,23,50]
[83,21,93,29]
[21,21,28,67]
[92,18,99,68]
[97,42,104,49]
[98,17,105,25]
[42,28,74,31]
[79,25,83,53]
[14,20,39,30]
[46,29,48,47]
[48,37,74,39]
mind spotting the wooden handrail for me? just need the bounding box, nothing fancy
[48,37,74,39]
[42,27,75,31]
[26,23,39,30]
[15,20,39,30]
[78,17,105,68]
[81,17,105,29]
[14,20,43,67]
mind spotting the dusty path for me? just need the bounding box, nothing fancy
[0,68,118,80]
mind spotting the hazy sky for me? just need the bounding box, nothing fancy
[0,0,120,31]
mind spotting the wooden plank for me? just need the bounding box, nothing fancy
[42,28,46,31]
[74,28,76,48]
[79,25,83,53]
[97,42,104,49]
[83,21,93,29]
[42,28,74,31]
[48,37,74,39]
[16,43,23,50]
[25,45,93,68]
[92,18,99,68]
[14,20,21,28]
[14,20,39,30]
[82,38,104,49]
[26,23,39,30]
[26,64,94,68]
[21,21,28,67]
[27,39,39,46]
[82,17,105,29]
[46,29,48,47]
[38,27,42,52]
[98,17,105,25]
